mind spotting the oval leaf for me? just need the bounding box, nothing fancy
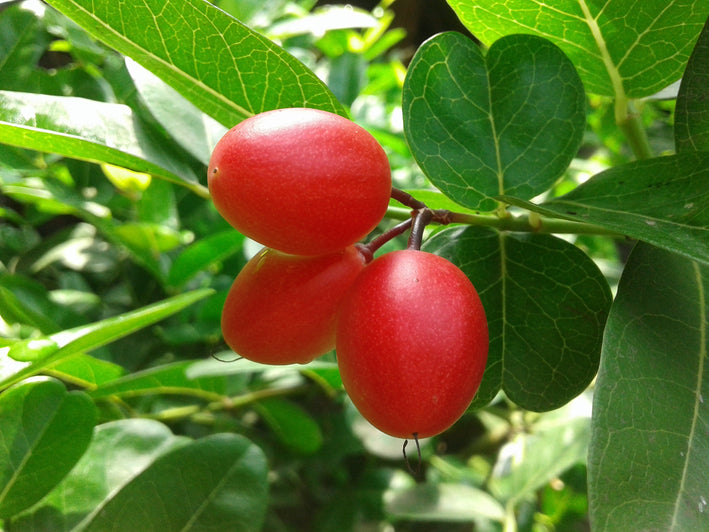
[0,377,96,518]
[676,15,709,152]
[424,226,611,411]
[403,32,585,211]
[588,243,709,531]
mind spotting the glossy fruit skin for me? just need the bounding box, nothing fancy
[208,108,392,256]
[222,245,367,365]
[336,250,488,439]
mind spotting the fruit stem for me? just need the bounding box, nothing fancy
[361,217,414,257]
[407,209,433,250]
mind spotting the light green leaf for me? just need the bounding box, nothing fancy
[424,226,611,411]
[89,360,231,401]
[403,32,585,211]
[125,58,227,166]
[588,244,709,531]
[0,377,96,518]
[502,152,709,266]
[676,16,709,152]
[0,289,214,391]
[44,0,345,126]
[385,483,505,523]
[9,419,189,531]
[447,0,709,98]
[0,90,206,195]
[490,396,592,503]
[7,338,58,362]
[45,353,126,389]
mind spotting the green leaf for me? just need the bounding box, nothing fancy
[7,338,58,362]
[385,483,505,523]
[85,433,268,532]
[588,244,709,531]
[125,58,227,166]
[167,230,244,288]
[44,0,345,126]
[403,32,585,211]
[45,353,126,389]
[489,396,591,503]
[0,289,215,391]
[447,0,709,98]
[676,16,709,152]
[502,152,709,266]
[0,377,96,518]
[256,398,323,454]
[9,419,190,531]
[0,90,206,195]
[424,226,611,411]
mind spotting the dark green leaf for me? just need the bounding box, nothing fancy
[403,32,585,211]
[447,0,709,98]
[424,226,611,411]
[0,90,206,196]
[588,244,709,531]
[83,433,269,532]
[256,398,323,454]
[9,419,190,531]
[168,230,244,288]
[0,289,215,391]
[44,0,344,126]
[502,152,709,266]
[0,378,96,518]
[676,16,709,152]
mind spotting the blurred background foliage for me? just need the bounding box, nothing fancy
[0,0,677,530]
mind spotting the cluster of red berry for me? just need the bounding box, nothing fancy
[208,108,488,440]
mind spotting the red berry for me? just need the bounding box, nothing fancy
[222,245,367,365]
[208,108,392,256]
[336,250,488,438]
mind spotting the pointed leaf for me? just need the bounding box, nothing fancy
[424,226,611,411]
[0,289,214,391]
[502,152,709,266]
[0,378,96,518]
[588,244,709,531]
[447,0,709,98]
[0,90,205,195]
[676,16,709,152]
[403,32,585,211]
[256,398,323,454]
[44,0,344,126]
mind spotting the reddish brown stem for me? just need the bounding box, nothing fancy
[360,217,414,258]
[407,209,433,250]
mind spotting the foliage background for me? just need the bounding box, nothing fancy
[0,0,707,531]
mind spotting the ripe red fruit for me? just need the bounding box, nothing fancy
[208,108,392,256]
[336,250,488,439]
[222,245,367,365]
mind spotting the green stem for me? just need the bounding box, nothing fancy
[617,99,653,160]
[147,384,307,423]
[386,206,623,237]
